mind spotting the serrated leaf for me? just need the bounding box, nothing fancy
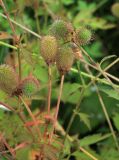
[61,83,81,103]
[78,112,91,130]
[80,133,112,146]
[99,86,119,101]
[112,113,119,131]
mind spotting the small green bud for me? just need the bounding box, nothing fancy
[20,77,39,97]
[75,27,92,46]
[41,35,58,65]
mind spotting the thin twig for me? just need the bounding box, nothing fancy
[80,147,98,160]
[63,89,85,144]
[0,12,41,39]
[19,96,41,140]
[82,60,119,151]
[95,86,119,151]
[1,134,15,159]
[0,0,18,42]
[49,75,65,143]
[17,48,22,81]
[47,65,52,114]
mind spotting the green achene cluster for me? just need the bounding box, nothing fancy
[21,77,39,97]
[56,45,74,75]
[0,65,18,95]
[49,19,73,40]
[41,35,58,65]
[40,20,93,75]
[75,27,92,46]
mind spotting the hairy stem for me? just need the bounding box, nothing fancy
[0,12,41,39]
[49,74,64,142]
[47,65,52,114]
[83,61,119,151]
[63,89,85,144]
[0,0,18,42]
[19,96,41,141]
[80,147,98,160]
[95,86,119,151]
[17,48,22,81]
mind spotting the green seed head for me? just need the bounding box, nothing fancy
[111,3,119,18]
[20,77,39,97]
[41,35,58,65]
[0,64,18,95]
[75,27,92,46]
[49,20,73,40]
[56,45,74,75]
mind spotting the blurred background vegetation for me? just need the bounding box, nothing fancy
[0,0,119,160]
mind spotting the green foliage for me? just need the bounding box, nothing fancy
[112,113,119,131]
[77,112,91,130]
[0,0,119,160]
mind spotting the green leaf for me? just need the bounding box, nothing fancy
[34,64,48,83]
[77,112,91,130]
[99,86,119,101]
[72,151,92,160]
[85,41,104,58]
[112,113,119,131]
[80,133,112,146]
[16,147,30,160]
[61,83,81,103]
[61,0,74,5]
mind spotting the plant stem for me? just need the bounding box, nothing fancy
[0,0,18,42]
[83,61,119,151]
[95,86,119,151]
[47,65,52,114]
[79,147,98,160]
[63,89,85,144]
[0,12,41,39]
[49,74,65,143]
[17,111,35,140]
[19,96,41,141]
[1,134,15,159]
[17,48,22,81]
[0,41,17,50]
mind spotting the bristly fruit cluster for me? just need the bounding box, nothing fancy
[18,76,39,97]
[0,65,39,97]
[0,64,18,95]
[49,19,74,41]
[40,20,93,74]
[41,35,58,65]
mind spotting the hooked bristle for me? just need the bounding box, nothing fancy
[0,64,18,95]
[56,45,74,75]
[41,35,58,65]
